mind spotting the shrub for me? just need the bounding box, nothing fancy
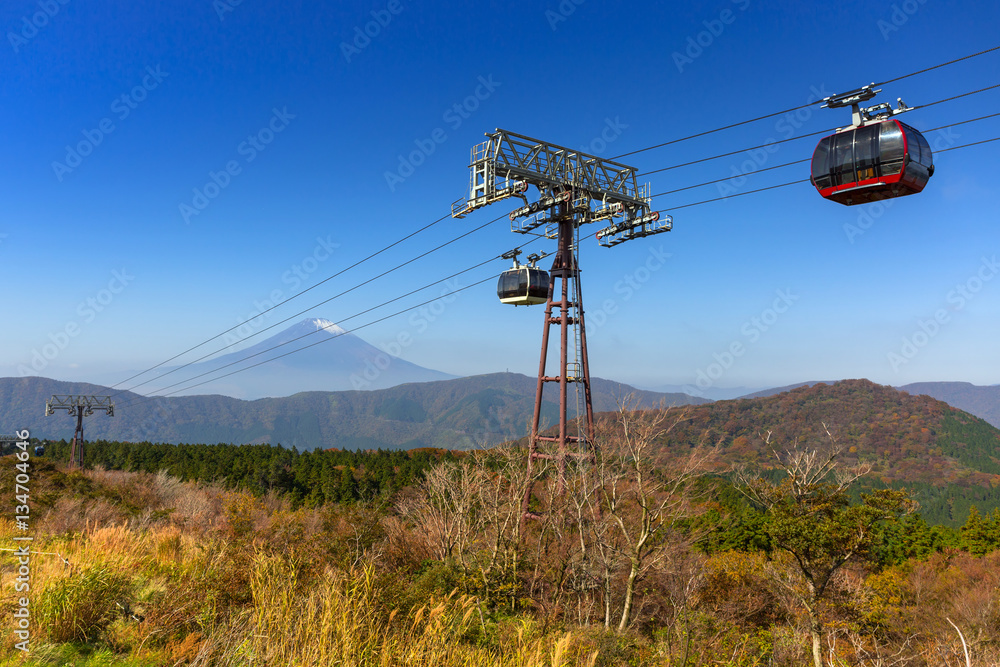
[36,565,133,643]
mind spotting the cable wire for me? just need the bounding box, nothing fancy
[116,136,999,408]
[612,102,818,160]
[120,233,544,403]
[111,212,508,398]
[118,274,499,409]
[876,45,1000,87]
[936,136,1000,153]
[915,83,1000,110]
[612,46,999,161]
[110,62,1000,401]
[639,128,834,176]
[651,158,810,198]
[638,85,1000,178]
[127,268,496,400]
[110,211,453,389]
[649,111,1000,199]
[651,136,1000,212]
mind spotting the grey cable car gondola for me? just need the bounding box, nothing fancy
[497,250,549,306]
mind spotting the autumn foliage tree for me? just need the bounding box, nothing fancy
[736,427,915,667]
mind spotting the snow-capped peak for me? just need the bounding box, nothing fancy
[309,318,346,334]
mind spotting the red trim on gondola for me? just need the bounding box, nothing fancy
[817,171,905,198]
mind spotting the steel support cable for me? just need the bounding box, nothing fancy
[639,128,834,177]
[876,45,1000,87]
[651,158,811,198]
[117,274,499,409]
[111,212,508,399]
[650,136,1000,213]
[913,83,1000,110]
[935,136,1000,153]
[612,45,999,161]
[110,211,453,390]
[656,179,812,211]
[114,136,1000,407]
[649,111,1000,198]
[123,267,497,400]
[119,234,545,403]
[126,132,1000,399]
[612,102,818,160]
[638,86,1000,179]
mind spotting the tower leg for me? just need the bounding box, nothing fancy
[522,197,595,518]
[70,408,85,469]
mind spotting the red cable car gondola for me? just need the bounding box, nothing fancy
[811,84,934,206]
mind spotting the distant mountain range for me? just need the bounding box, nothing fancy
[0,374,709,450]
[897,382,1000,429]
[641,384,766,401]
[7,375,999,526]
[123,318,455,399]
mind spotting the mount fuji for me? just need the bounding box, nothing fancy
[140,318,455,399]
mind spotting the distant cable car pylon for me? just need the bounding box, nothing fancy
[453,129,671,517]
[44,395,114,468]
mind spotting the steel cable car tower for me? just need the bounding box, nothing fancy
[453,129,671,515]
[45,395,115,468]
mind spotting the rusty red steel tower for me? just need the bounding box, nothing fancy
[453,129,671,515]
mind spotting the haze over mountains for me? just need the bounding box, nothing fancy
[1,374,708,450]
[119,318,455,399]
[4,318,1000,454]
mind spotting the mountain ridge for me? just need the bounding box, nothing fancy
[0,373,709,450]
[735,380,1000,429]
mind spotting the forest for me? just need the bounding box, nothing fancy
[2,400,1000,666]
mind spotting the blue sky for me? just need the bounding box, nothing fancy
[2,0,998,398]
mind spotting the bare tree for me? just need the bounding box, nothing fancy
[595,400,715,632]
[403,460,482,567]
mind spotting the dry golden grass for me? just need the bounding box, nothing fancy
[189,554,599,667]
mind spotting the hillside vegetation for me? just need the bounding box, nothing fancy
[26,380,1000,525]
